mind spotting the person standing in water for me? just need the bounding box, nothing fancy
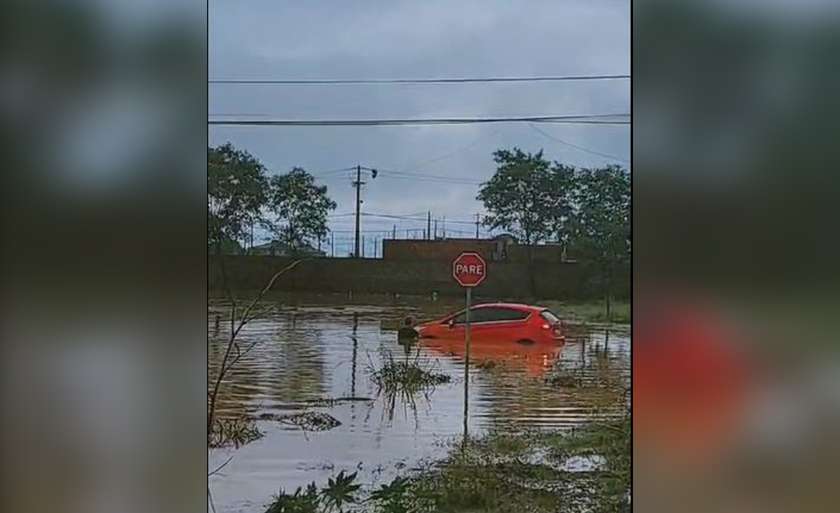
[397,316,419,359]
[397,316,419,341]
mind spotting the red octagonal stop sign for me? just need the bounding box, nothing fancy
[452,252,487,287]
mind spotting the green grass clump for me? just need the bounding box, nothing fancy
[544,301,631,324]
[370,357,451,396]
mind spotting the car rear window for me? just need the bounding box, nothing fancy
[540,310,561,324]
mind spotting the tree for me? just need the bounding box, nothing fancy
[208,143,268,252]
[478,148,556,246]
[478,148,556,296]
[267,168,337,252]
[548,162,577,257]
[569,165,631,318]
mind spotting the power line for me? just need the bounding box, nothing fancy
[398,130,501,173]
[311,166,356,177]
[208,114,630,127]
[209,74,631,86]
[359,212,479,226]
[528,123,630,164]
[374,173,482,186]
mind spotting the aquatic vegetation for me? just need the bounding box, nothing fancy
[208,418,264,448]
[370,356,451,396]
[259,411,629,512]
[369,476,410,513]
[255,411,342,431]
[265,471,361,513]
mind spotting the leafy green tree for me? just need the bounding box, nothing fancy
[267,168,337,252]
[478,148,557,295]
[208,143,268,252]
[548,162,577,256]
[569,165,631,318]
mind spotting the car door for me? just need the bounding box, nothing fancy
[479,307,531,342]
[462,307,494,341]
[445,307,492,341]
[441,310,467,340]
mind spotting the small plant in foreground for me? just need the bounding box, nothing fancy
[369,476,410,513]
[265,471,361,513]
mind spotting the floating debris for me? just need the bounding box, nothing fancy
[209,418,264,448]
[300,396,373,407]
[547,374,584,387]
[278,412,342,431]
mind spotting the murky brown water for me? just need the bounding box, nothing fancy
[208,300,630,513]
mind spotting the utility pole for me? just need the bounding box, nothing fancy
[475,214,480,239]
[353,165,362,258]
[434,219,438,239]
[392,225,396,240]
[442,216,446,239]
[331,232,335,257]
[427,211,431,240]
[362,235,365,258]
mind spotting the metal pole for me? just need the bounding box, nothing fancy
[463,286,472,438]
[475,214,480,238]
[427,211,431,240]
[354,165,361,258]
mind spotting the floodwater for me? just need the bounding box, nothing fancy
[208,300,630,513]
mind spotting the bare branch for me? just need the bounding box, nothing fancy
[208,258,311,441]
[209,455,235,477]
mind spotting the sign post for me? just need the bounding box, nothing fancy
[452,252,487,438]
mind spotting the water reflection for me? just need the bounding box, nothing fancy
[207,301,630,513]
[422,338,564,378]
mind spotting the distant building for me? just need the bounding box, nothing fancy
[382,236,570,263]
[251,240,326,257]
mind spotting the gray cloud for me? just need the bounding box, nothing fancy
[209,0,630,247]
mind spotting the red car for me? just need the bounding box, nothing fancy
[416,303,565,344]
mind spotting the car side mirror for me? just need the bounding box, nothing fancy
[448,319,456,328]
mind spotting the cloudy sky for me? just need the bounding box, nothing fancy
[209,0,630,253]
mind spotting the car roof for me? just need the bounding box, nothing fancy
[473,303,543,312]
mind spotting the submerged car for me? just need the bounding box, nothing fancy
[416,303,564,344]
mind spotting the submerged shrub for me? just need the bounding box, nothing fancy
[208,418,264,448]
[279,412,342,431]
[370,357,451,396]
